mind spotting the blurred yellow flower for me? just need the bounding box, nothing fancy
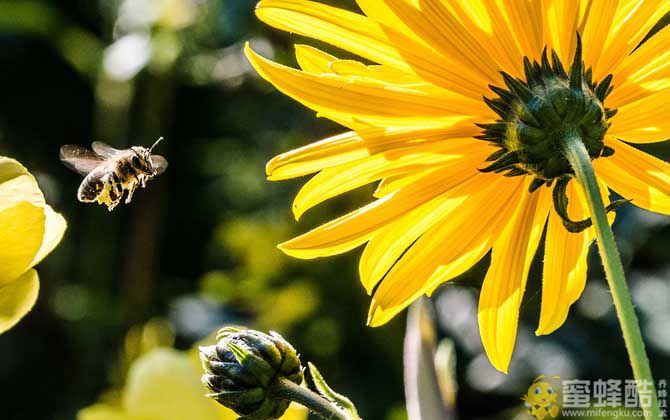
[0,157,66,334]
[78,347,308,420]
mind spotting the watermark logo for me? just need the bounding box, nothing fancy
[521,376,668,418]
[522,375,561,419]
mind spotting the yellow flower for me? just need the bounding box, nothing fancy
[245,0,670,372]
[0,157,66,334]
[78,347,308,420]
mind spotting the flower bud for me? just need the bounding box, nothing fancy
[200,327,303,419]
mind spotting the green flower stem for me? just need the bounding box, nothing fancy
[562,130,661,420]
[270,377,347,420]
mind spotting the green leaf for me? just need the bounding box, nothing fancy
[308,362,360,420]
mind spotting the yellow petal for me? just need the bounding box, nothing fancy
[596,0,669,80]
[245,44,489,127]
[355,0,423,41]
[256,0,413,70]
[0,157,45,212]
[608,90,670,143]
[0,269,39,334]
[277,404,309,420]
[31,205,67,267]
[537,182,591,335]
[537,175,615,335]
[367,174,526,326]
[608,27,670,108]
[0,202,45,285]
[594,137,670,214]
[292,139,491,219]
[373,171,429,198]
[294,44,336,73]
[383,0,501,83]
[298,45,423,87]
[581,0,617,77]
[543,0,581,65]
[77,404,137,420]
[328,60,430,87]
[502,0,546,61]
[266,123,479,181]
[479,0,529,76]
[267,131,369,180]
[124,349,223,420]
[254,0,489,97]
[362,171,506,295]
[296,43,429,87]
[478,185,551,373]
[279,156,486,259]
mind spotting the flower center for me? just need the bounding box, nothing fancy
[476,36,617,194]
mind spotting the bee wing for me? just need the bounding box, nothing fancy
[60,145,104,175]
[151,155,168,175]
[92,141,125,159]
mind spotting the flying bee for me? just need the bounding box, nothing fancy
[60,137,168,211]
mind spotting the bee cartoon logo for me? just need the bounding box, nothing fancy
[522,375,561,419]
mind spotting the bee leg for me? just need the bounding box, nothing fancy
[125,182,138,204]
[107,192,123,211]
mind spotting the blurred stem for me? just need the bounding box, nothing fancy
[119,73,175,324]
[404,299,453,420]
[270,377,347,420]
[562,131,660,420]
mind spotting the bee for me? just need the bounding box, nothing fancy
[60,137,168,211]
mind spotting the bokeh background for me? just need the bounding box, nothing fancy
[0,1,667,419]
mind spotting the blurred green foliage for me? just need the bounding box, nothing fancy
[0,1,668,420]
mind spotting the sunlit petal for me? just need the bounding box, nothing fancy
[0,202,45,285]
[537,183,591,335]
[279,155,487,258]
[367,175,525,326]
[608,90,670,143]
[595,138,670,214]
[292,139,491,218]
[478,185,551,373]
[0,269,39,335]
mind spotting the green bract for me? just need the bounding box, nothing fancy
[477,35,617,184]
[200,327,304,420]
[476,34,624,232]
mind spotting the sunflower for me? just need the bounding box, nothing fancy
[245,0,670,373]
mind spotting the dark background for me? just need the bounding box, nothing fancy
[0,1,667,419]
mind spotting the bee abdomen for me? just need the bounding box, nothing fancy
[77,171,106,202]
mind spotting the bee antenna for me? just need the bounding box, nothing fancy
[149,136,165,152]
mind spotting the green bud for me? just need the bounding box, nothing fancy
[200,327,304,419]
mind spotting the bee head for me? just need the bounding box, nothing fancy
[130,147,155,175]
[131,137,165,176]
